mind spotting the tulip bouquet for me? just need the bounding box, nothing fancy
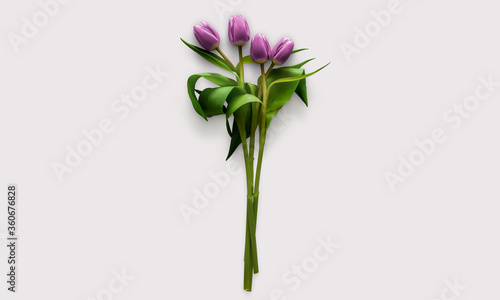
[181,15,329,291]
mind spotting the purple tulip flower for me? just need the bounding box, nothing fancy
[228,15,250,46]
[250,34,271,64]
[193,22,220,51]
[271,37,294,65]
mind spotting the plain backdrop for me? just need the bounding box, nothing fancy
[1,0,500,299]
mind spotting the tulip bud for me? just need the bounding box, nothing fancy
[193,22,220,51]
[228,15,250,46]
[271,37,294,65]
[250,34,271,64]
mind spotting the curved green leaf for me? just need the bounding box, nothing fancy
[265,68,304,113]
[264,62,330,128]
[291,48,308,54]
[224,89,257,160]
[226,93,262,118]
[276,58,315,106]
[199,86,237,117]
[187,73,238,120]
[280,58,315,70]
[181,38,237,76]
[225,118,232,137]
[245,82,258,96]
[274,59,316,106]
[226,119,241,160]
[267,62,330,99]
[295,78,308,106]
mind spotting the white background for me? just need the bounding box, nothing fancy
[1,0,500,299]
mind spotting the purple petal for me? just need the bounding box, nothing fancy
[228,15,250,46]
[271,37,294,65]
[250,34,271,64]
[193,22,220,51]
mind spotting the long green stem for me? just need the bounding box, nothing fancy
[237,51,259,290]
[242,140,254,291]
[248,47,259,227]
[216,47,236,69]
[253,64,269,225]
[240,131,259,271]
[249,102,258,193]
[243,212,253,290]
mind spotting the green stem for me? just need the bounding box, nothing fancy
[242,134,254,290]
[248,52,259,230]
[235,46,258,289]
[239,128,259,274]
[243,211,253,291]
[216,47,236,69]
[238,46,245,86]
[265,62,275,78]
[253,64,269,224]
[257,63,273,99]
[249,102,258,194]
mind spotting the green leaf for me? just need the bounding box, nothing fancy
[274,59,315,106]
[225,93,255,160]
[265,109,279,129]
[280,58,315,70]
[199,86,237,117]
[180,38,237,76]
[226,118,241,160]
[226,93,262,118]
[265,68,304,113]
[291,48,308,54]
[264,62,330,128]
[267,62,330,98]
[187,73,238,120]
[245,82,258,96]
[295,78,308,106]
[226,118,232,137]
[277,59,315,106]
[191,73,238,87]
[224,89,257,160]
